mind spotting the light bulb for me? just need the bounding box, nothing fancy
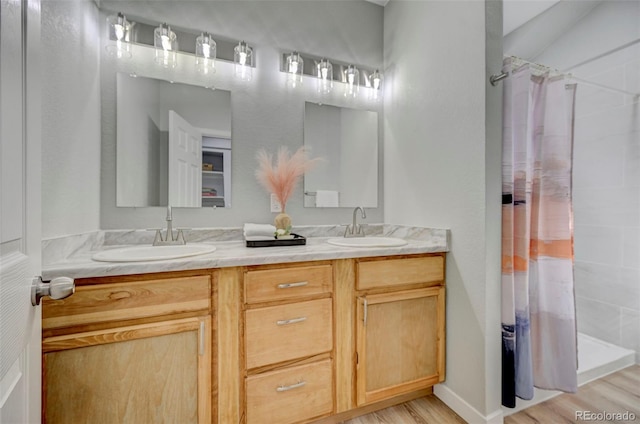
[202,43,210,58]
[114,23,124,41]
[161,35,171,51]
[290,60,299,74]
[321,67,328,80]
[344,65,359,98]
[239,51,247,66]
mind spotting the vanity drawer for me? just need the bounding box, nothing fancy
[356,255,444,290]
[246,359,333,424]
[42,276,211,330]
[245,298,333,370]
[244,264,332,304]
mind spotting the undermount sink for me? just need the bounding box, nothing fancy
[92,243,217,262]
[326,237,408,248]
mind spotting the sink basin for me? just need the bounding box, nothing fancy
[92,243,217,262]
[326,237,408,248]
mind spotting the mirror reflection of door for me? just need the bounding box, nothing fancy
[168,110,202,207]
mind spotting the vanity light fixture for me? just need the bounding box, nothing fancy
[317,58,333,95]
[234,41,253,81]
[370,69,383,100]
[344,65,360,98]
[105,12,133,59]
[154,23,178,68]
[195,32,216,75]
[285,51,303,88]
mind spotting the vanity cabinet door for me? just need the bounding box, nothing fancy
[355,287,445,406]
[43,316,212,424]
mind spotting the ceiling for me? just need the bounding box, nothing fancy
[363,0,561,35]
[503,0,561,35]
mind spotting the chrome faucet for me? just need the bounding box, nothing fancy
[344,207,366,238]
[152,206,187,246]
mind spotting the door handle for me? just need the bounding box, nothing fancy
[31,276,75,306]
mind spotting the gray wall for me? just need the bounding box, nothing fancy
[42,0,102,238]
[383,0,503,420]
[116,74,161,206]
[99,0,385,230]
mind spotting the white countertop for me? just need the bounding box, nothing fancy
[42,235,449,280]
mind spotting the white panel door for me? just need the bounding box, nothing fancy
[0,0,42,422]
[168,110,202,207]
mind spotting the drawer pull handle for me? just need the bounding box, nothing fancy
[276,380,306,392]
[276,317,307,326]
[277,281,308,289]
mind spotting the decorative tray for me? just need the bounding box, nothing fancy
[245,233,306,248]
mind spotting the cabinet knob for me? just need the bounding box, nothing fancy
[31,276,75,306]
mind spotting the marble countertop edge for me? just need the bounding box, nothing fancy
[42,233,449,280]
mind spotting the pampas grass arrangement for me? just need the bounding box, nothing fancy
[255,146,320,231]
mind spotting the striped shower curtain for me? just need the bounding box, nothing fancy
[501,59,578,408]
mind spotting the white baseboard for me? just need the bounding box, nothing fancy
[434,384,504,424]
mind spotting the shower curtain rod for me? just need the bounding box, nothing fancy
[490,56,640,98]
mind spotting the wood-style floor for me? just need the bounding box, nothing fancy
[339,365,640,423]
[505,365,640,424]
[340,395,466,424]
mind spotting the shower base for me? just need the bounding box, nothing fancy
[502,332,635,415]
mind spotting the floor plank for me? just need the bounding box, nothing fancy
[340,395,466,424]
[339,365,640,424]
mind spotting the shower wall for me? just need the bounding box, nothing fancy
[506,0,640,362]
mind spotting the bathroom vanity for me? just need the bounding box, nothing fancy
[40,231,447,423]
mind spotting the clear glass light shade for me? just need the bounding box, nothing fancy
[317,59,333,95]
[286,52,303,88]
[195,32,216,75]
[234,41,253,81]
[344,65,360,98]
[370,69,383,100]
[154,23,178,68]
[105,13,132,59]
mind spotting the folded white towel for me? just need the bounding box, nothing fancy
[315,190,339,207]
[243,223,276,238]
[244,236,275,241]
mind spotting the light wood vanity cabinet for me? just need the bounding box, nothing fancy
[42,253,446,423]
[41,272,213,424]
[243,263,335,424]
[354,255,446,406]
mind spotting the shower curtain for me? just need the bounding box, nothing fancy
[501,59,578,408]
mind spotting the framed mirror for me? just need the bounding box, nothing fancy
[116,73,232,208]
[303,102,378,208]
